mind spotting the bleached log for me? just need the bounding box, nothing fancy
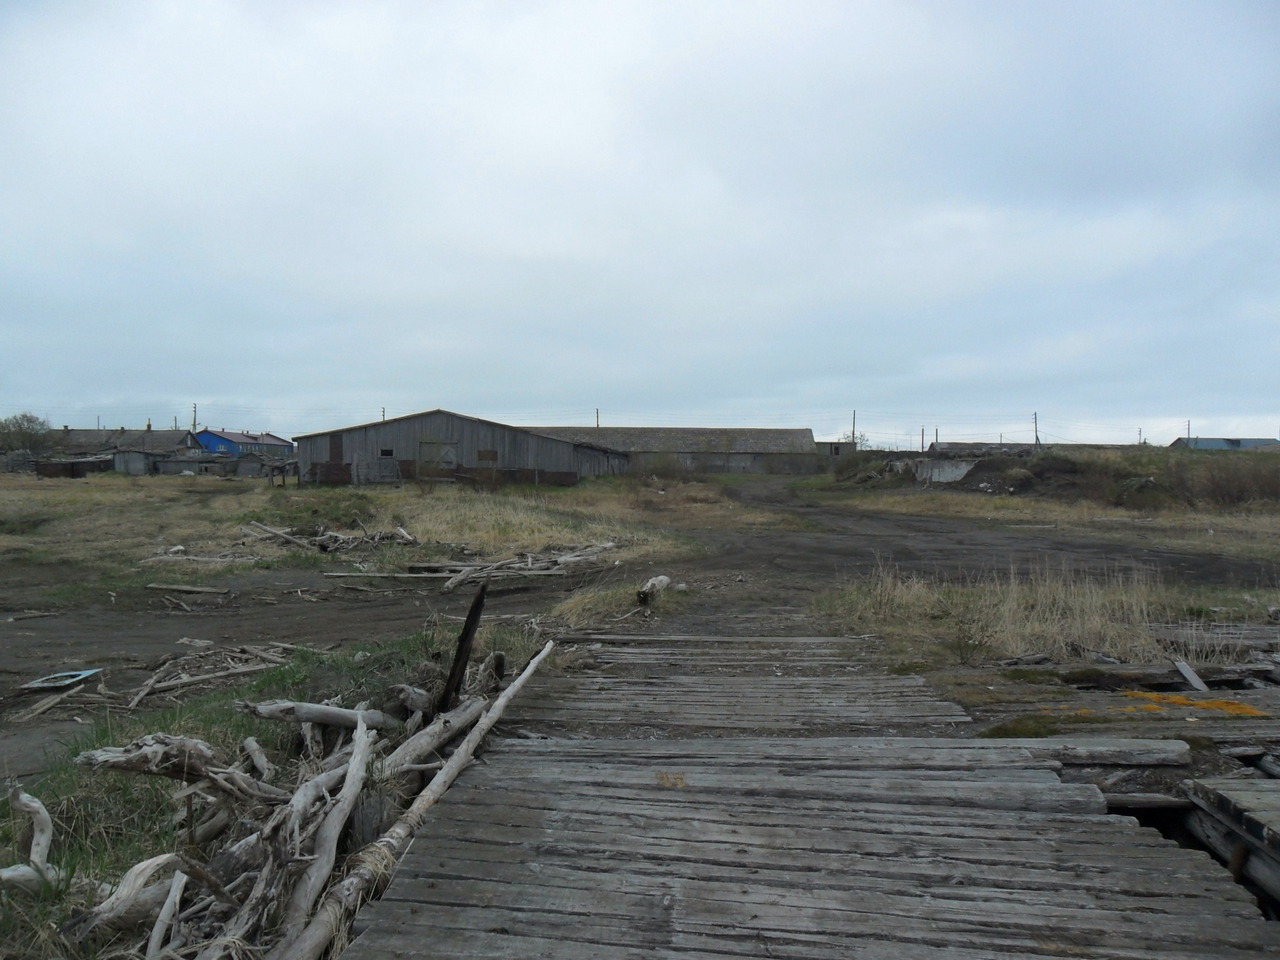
[77,734,216,779]
[278,721,377,940]
[247,520,316,551]
[380,697,486,774]
[145,584,230,594]
[441,557,526,593]
[241,736,276,782]
[151,663,275,692]
[283,766,349,851]
[0,788,60,893]
[637,575,671,604]
[271,639,556,960]
[234,699,402,731]
[75,734,290,801]
[14,788,53,868]
[240,644,289,664]
[146,870,188,958]
[128,669,165,709]
[555,542,616,564]
[72,853,179,940]
[10,683,87,723]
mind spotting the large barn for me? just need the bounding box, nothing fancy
[525,426,821,474]
[294,410,628,485]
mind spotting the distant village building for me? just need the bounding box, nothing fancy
[1168,438,1280,451]
[55,426,203,458]
[31,425,293,477]
[195,429,294,457]
[294,409,627,485]
[525,426,821,475]
[927,441,1037,458]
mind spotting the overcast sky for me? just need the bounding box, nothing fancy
[1,1,1276,447]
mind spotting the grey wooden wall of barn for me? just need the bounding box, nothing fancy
[296,411,625,483]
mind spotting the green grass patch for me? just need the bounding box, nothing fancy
[1001,667,1063,685]
[978,715,1065,738]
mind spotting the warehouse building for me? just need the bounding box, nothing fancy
[294,409,628,485]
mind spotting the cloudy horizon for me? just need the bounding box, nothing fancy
[2,1,1276,449]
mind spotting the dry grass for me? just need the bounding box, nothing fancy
[0,473,772,569]
[814,561,1255,665]
[547,476,804,531]
[550,584,642,628]
[0,472,263,568]
[0,473,783,607]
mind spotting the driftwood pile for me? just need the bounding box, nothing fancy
[3,644,301,725]
[322,541,620,592]
[138,522,420,568]
[245,521,418,554]
[1,586,553,960]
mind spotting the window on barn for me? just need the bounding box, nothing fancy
[380,448,394,458]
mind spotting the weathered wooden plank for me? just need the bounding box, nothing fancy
[1184,778,1280,850]
[373,865,1263,926]
[982,737,1191,766]
[432,785,1168,842]
[390,845,1253,905]
[349,892,1280,958]
[406,816,1206,874]
[345,923,1274,960]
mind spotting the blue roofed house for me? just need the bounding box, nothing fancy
[195,429,294,458]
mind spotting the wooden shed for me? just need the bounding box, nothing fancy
[294,410,628,486]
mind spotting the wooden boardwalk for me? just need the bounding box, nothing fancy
[501,635,971,736]
[343,636,1280,959]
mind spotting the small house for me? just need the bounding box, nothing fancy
[195,429,294,458]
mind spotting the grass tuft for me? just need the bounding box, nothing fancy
[813,561,1248,664]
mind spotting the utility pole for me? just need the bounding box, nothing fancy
[191,404,197,432]
[851,410,857,449]
[596,408,600,428]
[381,407,385,421]
[1138,428,1142,445]
[934,427,939,447]
[1033,412,1040,449]
[1186,420,1191,440]
[921,426,925,452]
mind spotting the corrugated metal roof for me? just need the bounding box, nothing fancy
[294,412,815,456]
[292,409,490,441]
[56,428,198,453]
[525,426,816,455]
[201,429,292,446]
